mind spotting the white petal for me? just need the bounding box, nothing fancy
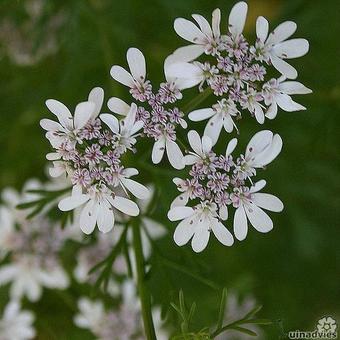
[173,218,195,246]
[166,140,184,170]
[188,108,215,121]
[278,81,312,95]
[110,65,135,87]
[151,138,166,164]
[273,39,309,59]
[171,193,189,208]
[245,203,273,233]
[58,194,89,211]
[254,103,265,124]
[219,205,228,220]
[204,114,223,146]
[0,265,17,284]
[249,179,267,193]
[183,154,200,165]
[40,118,63,131]
[187,130,203,155]
[265,103,278,119]
[252,193,284,212]
[212,8,221,38]
[211,220,234,246]
[122,178,150,200]
[223,115,234,133]
[192,14,212,37]
[256,16,269,41]
[228,1,248,37]
[111,196,139,216]
[46,152,61,161]
[166,62,203,80]
[276,93,306,112]
[80,200,98,234]
[107,97,130,115]
[270,54,297,79]
[88,87,104,118]
[226,138,238,156]
[100,113,120,133]
[127,48,146,81]
[253,134,282,167]
[174,18,206,44]
[245,130,273,159]
[45,99,73,129]
[201,135,213,154]
[166,45,205,66]
[74,101,95,130]
[267,21,297,45]
[123,168,139,177]
[97,201,114,233]
[167,206,194,221]
[234,206,248,241]
[123,103,138,132]
[191,220,210,253]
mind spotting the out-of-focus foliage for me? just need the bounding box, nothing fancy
[0,0,339,338]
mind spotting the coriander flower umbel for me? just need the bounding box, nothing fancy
[40,87,150,234]
[167,1,311,143]
[168,130,283,252]
[110,47,189,170]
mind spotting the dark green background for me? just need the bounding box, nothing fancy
[0,0,339,338]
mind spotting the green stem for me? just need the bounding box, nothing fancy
[132,219,157,340]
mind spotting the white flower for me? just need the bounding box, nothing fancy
[58,184,142,234]
[110,48,152,102]
[317,317,337,334]
[255,16,309,79]
[173,8,222,56]
[232,179,284,241]
[0,301,35,340]
[182,130,213,166]
[168,202,234,253]
[151,130,185,170]
[100,103,144,152]
[0,206,16,258]
[262,77,312,119]
[0,254,69,302]
[188,99,239,145]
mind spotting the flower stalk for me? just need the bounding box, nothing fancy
[132,218,157,340]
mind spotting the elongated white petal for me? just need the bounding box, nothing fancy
[49,162,65,177]
[273,38,309,59]
[192,14,212,36]
[166,62,203,80]
[171,193,189,208]
[46,152,60,161]
[265,103,278,119]
[166,139,185,170]
[188,108,215,121]
[256,16,269,41]
[130,120,144,135]
[223,115,234,133]
[174,18,206,44]
[80,200,98,234]
[276,93,306,112]
[107,97,130,115]
[253,134,282,167]
[88,87,104,118]
[212,8,221,38]
[254,103,265,124]
[228,1,248,37]
[100,113,120,133]
[270,54,297,79]
[0,265,17,284]
[187,130,203,155]
[252,193,284,212]
[250,179,267,193]
[122,178,150,200]
[173,218,196,246]
[226,138,238,156]
[74,102,95,130]
[110,65,135,87]
[127,48,146,81]
[40,118,63,131]
[266,21,297,45]
[46,99,73,129]
[245,203,273,233]
[234,206,248,241]
[245,130,273,159]
[219,205,228,220]
[204,114,223,146]
[279,81,312,95]
[183,154,200,165]
[191,220,210,252]
[112,196,139,216]
[168,206,194,221]
[123,103,137,133]
[211,220,234,246]
[201,135,212,154]
[166,45,206,66]
[123,167,139,177]
[58,194,89,211]
[152,138,166,164]
[97,201,114,233]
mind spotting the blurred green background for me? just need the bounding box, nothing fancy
[0,0,339,338]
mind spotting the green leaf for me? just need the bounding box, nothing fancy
[229,326,257,337]
[216,288,228,330]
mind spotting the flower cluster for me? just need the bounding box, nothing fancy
[168,130,284,252]
[167,1,312,143]
[40,87,150,234]
[110,48,190,169]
